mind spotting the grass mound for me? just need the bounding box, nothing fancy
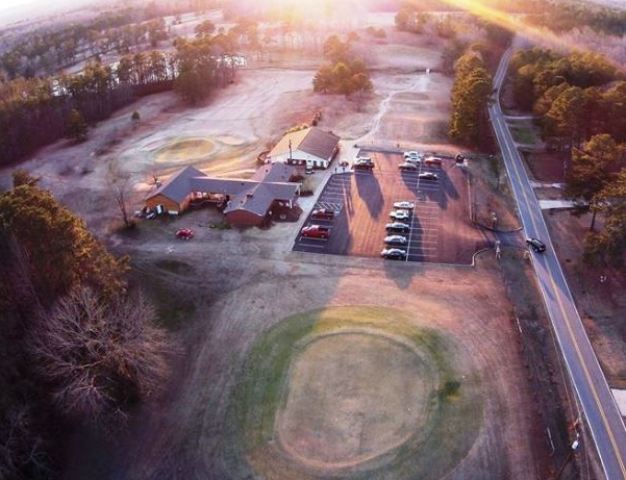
[222,306,483,480]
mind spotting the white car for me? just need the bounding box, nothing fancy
[380,248,407,260]
[393,201,415,210]
[390,209,411,221]
[418,172,438,180]
[399,162,418,171]
[384,235,408,246]
[405,156,422,164]
[403,151,422,159]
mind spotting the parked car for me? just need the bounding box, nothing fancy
[311,208,335,220]
[393,201,415,210]
[176,228,194,240]
[301,225,330,239]
[381,248,407,260]
[403,151,422,159]
[305,169,315,175]
[455,153,465,164]
[418,172,438,180]
[386,222,411,233]
[424,157,442,166]
[390,209,411,221]
[526,237,546,253]
[146,211,157,220]
[354,156,374,170]
[384,235,408,246]
[405,156,422,165]
[399,162,418,171]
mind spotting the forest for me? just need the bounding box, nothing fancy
[0,21,247,167]
[0,172,171,479]
[509,48,626,265]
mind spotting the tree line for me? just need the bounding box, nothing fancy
[0,32,241,165]
[0,172,170,478]
[510,47,626,265]
[510,48,625,148]
[448,49,493,148]
[312,34,372,98]
[0,0,224,79]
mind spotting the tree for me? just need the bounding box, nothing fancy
[28,286,170,423]
[544,86,585,147]
[584,168,626,265]
[109,167,134,229]
[566,134,622,230]
[131,110,141,121]
[449,51,493,146]
[12,169,39,188]
[195,19,215,38]
[66,109,88,142]
[0,183,127,303]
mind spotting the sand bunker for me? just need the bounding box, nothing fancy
[276,332,434,470]
[153,138,216,164]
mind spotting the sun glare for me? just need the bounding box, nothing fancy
[440,0,625,72]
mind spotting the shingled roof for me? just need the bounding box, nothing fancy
[146,165,207,203]
[146,162,300,219]
[269,127,340,161]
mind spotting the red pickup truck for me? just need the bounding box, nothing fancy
[301,225,330,239]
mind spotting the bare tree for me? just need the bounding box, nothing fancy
[109,166,134,229]
[28,287,170,424]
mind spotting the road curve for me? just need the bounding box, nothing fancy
[489,47,626,480]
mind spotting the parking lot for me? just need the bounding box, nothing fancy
[293,150,487,264]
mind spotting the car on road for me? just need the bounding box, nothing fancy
[390,209,411,221]
[424,157,442,166]
[353,156,374,170]
[301,225,330,239]
[311,208,335,220]
[399,162,418,171]
[385,222,411,233]
[384,235,408,246]
[380,248,407,260]
[526,237,546,253]
[418,172,438,180]
[393,201,415,210]
[175,228,194,240]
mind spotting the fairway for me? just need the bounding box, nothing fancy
[225,306,484,480]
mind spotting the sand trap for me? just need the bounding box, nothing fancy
[276,332,434,470]
[154,138,216,164]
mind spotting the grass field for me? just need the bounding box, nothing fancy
[223,306,483,480]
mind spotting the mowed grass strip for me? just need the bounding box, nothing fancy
[224,306,484,480]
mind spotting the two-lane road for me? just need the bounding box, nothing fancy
[490,48,626,480]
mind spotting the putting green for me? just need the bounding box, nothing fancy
[224,306,483,480]
[153,138,215,164]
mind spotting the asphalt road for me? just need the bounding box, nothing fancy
[490,48,626,480]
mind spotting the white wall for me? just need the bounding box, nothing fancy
[269,149,330,169]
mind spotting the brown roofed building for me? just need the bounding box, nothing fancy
[145,163,302,226]
[267,127,340,169]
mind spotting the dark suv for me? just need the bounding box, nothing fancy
[526,237,546,253]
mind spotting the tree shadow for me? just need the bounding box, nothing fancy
[355,171,383,219]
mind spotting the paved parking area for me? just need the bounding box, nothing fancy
[293,151,486,264]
